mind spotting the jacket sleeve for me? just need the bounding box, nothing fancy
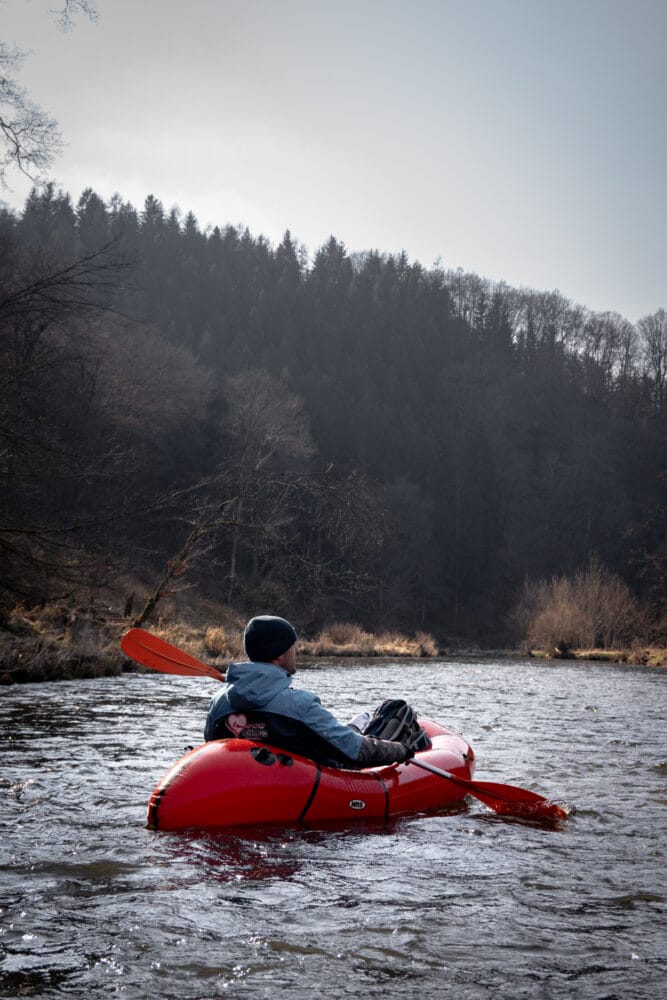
[295,692,413,765]
[295,691,363,760]
[356,735,411,766]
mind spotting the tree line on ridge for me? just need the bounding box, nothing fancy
[1,185,665,644]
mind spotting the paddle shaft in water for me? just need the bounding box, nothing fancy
[121,628,569,822]
[408,756,569,822]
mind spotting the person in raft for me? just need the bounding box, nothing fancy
[204,615,430,767]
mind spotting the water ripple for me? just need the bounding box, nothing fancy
[0,662,665,998]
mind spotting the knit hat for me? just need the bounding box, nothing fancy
[244,615,298,663]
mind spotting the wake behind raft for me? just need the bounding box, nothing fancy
[147,719,474,830]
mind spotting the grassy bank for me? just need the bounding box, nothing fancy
[0,601,441,685]
[2,598,664,685]
[529,647,666,667]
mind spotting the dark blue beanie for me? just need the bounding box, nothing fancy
[244,615,297,662]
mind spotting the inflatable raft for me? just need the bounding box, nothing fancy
[148,719,475,830]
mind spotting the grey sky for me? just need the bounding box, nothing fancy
[2,0,665,321]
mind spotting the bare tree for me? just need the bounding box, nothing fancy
[223,369,316,473]
[0,44,62,184]
[512,559,646,653]
[132,493,239,627]
[0,233,134,603]
[222,369,316,602]
[0,2,97,183]
[638,308,667,413]
[54,1,98,31]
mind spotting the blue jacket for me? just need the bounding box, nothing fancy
[204,660,363,765]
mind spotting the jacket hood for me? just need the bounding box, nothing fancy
[225,660,292,712]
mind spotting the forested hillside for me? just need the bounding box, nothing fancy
[1,186,665,642]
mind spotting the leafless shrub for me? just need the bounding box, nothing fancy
[513,559,647,653]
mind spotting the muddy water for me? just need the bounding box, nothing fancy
[0,658,665,998]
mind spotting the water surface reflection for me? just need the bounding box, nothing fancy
[0,661,665,998]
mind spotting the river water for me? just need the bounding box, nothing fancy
[0,658,665,999]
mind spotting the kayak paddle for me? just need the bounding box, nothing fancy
[121,627,226,682]
[121,628,570,822]
[409,756,570,822]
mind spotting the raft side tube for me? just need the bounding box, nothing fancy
[148,739,319,830]
[147,721,476,831]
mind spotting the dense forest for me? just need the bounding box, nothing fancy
[1,185,665,643]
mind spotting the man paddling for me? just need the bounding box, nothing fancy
[204,615,428,767]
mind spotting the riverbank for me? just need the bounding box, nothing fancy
[529,646,666,667]
[1,600,664,684]
[0,601,443,685]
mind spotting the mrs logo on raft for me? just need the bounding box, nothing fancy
[348,800,366,810]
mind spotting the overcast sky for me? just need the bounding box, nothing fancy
[2,0,665,321]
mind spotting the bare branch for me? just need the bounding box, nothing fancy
[0,44,62,184]
[1,3,98,183]
[51,1,98,31]
[133,498,240,627]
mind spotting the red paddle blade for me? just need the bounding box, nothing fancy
[465,779,571,822]
[121,628,225,682]
[409,757,571,822]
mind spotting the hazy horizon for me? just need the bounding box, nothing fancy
[2,0,665,322]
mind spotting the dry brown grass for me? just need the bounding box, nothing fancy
[0,632,124,684]
[628,646,667,667]
[152,616,438,663]
[528,646,666,667]
[6,590,662,684]
[134,596,246,663]
[299,621,439,658]
[299,622,374,657]
[9,577,442,662]
[572,648,629,662]
[2,597,441,684]
[204,625,244,660]
[415,631,440,657]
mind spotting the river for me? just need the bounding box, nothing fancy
[0,658,665,998]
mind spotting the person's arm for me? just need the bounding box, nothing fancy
[297,692,411,766]
[296,692,364,760]
[356,734,412,766]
